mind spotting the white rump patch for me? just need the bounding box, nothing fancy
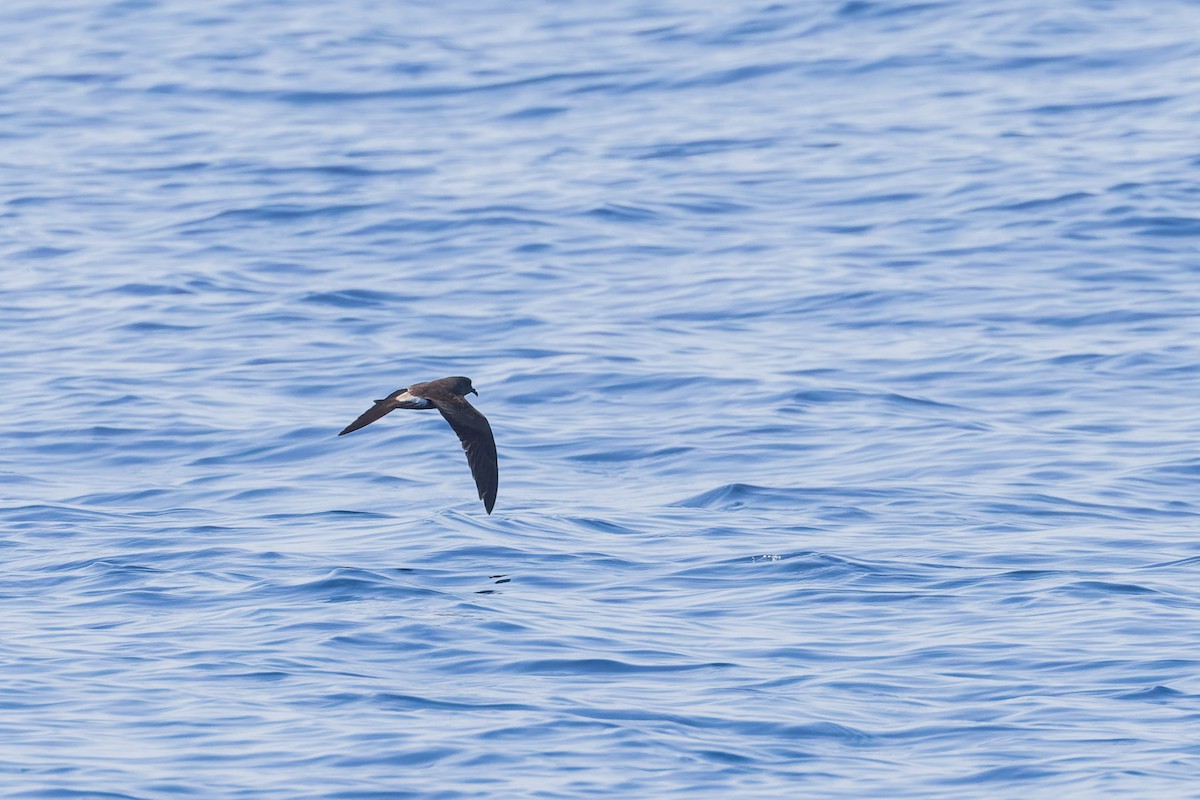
[394,392,434,409]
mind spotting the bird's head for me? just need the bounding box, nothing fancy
[449,376,478,396]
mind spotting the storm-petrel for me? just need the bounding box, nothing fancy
[338,376,498,514]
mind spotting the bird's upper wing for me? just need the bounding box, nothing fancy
[338,389,432,436]
[338,400,397,436]
[431,395,498,514]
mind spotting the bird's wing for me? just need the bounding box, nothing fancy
[338,399,398,436]
[432,395,498,514]
[339,389,434,436]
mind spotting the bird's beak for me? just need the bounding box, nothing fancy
[470,388,479,396]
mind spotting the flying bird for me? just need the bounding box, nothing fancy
[338,376,497,514]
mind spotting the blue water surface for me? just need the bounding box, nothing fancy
[3,1,1200,797]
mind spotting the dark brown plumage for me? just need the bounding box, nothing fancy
[338,376,497,514]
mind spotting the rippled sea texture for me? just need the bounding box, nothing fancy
[4,1,1200,797]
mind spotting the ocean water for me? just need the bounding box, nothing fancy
[3,0,1200,797]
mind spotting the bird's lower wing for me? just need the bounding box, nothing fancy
[435,400,498,514]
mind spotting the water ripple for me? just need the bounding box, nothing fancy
[3,0,1199,797]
